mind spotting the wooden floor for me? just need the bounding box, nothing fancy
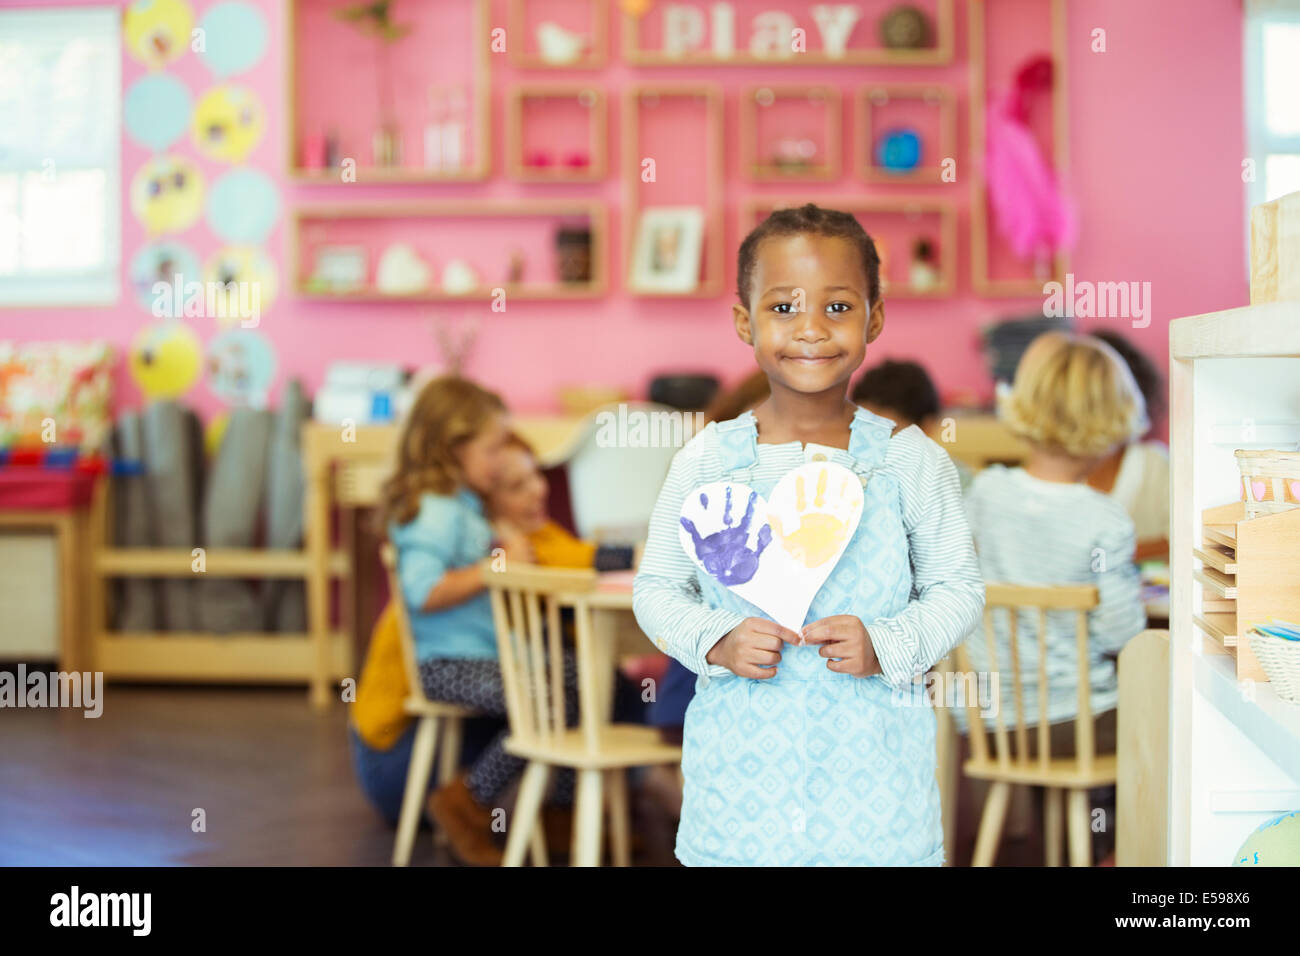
[0,683,1046,866]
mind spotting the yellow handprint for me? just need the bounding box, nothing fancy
[768,466,860,568]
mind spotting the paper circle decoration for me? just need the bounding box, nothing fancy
[1233,811,1300,867]
[198,2,269,78]
[202,246,278,326]
[206,328,277,408]
[130,155,205,235]
[191,85,265,163]
[129,241,200,316]
[205,168,279,243]
[129,320,202,400]
[124,0,195,69]
[124,74,193,151]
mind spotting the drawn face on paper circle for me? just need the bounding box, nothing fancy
[131,156,205,235]
[192,86,265,163]
[129,321,202,400]
[130,241,200,316]
[124,0,195,69]
[203,246,277,326]
[206,329,276,408]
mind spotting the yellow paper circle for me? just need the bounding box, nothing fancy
[129,320,202,400]
[202,245,278,326]
[131,156,205,236]
[191,85,266,163]
[124,0,195,69]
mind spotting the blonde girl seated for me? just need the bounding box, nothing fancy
[964,331,1148,742]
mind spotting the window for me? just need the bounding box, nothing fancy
[0,8,120,306]
[1245,1,1300,212]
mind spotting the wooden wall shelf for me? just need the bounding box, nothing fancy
[291,199,608,301]
[507,0,608,69]
[968,0,1069,296]
[285,0,491,182]
[623,85,725,298]
[506,84,608,182]
[740,85,841,182]
[856,83,957,184]
[621,0,954,66]
[742,196,959,299]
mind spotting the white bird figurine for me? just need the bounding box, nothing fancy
[536,21,587,64]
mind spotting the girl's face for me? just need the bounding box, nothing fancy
[733,233,884,396]
[489,446,550,532]
[455,412,511,496]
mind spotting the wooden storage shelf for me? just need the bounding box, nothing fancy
[94,632,351,683]
[507,0,608,69]
[620,0,954,66]
[1169,198,1300,866]
[94,547,348,578]
[507,85,608,182]
[740,85,841,182]
[855,84,957,184]
[742,196,958,299]
[285,0,491,182]
[292,199,609,302]
[969,0,1070,296]
[623,85,724,298]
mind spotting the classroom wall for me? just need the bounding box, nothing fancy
[1,0,1248,428]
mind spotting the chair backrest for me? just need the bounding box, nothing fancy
[482,562,601,750]
[564,401,692,540]
[379,543,424,699]
[953,583,1100,774]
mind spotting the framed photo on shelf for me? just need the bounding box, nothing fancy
[629,207,705,293]
[306,246,368,294]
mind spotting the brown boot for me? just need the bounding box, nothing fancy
[429,773,503,867]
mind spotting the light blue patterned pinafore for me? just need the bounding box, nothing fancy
[677,410,943,866]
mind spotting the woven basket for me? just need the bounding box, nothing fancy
[1250,630,1300,703]
[1235,449,1300,518]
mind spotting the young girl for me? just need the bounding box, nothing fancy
[964,331,1148,737]
[633,203,985,866]
[381,376,536,866]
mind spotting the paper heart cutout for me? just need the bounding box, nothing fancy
[678,461,863,631]
[1290,480,1300,502]
[1251,479,1268,501]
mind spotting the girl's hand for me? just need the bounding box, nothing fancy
[494,521,535,565]
[799,615,880,677]
[706,617,800,679]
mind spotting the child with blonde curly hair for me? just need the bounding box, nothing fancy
[963,331,1148,738]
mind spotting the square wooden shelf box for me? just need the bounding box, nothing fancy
[1193,500,1300,683]
[740,85,841,182]
[507,85,608,182]
[856,84,957,184]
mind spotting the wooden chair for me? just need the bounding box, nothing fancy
[484,561,682,866]
[379,545,478,867]
[953,583,1116,867]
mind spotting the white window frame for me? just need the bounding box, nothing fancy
[0,6,121,307]
[1245,1,1300,209]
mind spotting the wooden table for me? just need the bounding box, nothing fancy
[0,507,90,672]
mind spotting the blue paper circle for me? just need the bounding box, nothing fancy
[198,1,268,78]
[206,168,279,243]
[876,129,922,172]
[207,328,277,408]
[129,241,201,315]
[124,75,193,151]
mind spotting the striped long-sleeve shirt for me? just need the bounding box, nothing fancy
[961,465,1147,727]
[632,421,985,690]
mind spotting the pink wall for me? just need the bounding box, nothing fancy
[1,0,1248,430]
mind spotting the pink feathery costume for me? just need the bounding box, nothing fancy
[986,56,1077,271]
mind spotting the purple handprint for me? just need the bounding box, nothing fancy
[680,485,772,586]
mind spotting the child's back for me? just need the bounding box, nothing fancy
[964,463,1146,725]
